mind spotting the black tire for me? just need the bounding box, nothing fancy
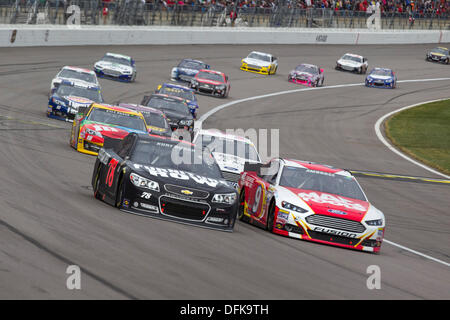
[93,166,101,200]
[266,200,275,232]
[115,176,124,208]
[446,58,449,65]
[237,190,247,222]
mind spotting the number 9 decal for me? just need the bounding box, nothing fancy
[250,183,266,219]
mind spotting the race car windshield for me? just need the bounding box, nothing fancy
[342,55,362,63]
[197,135,260,162]
[432,48,448,54]
[279,166,367,201]
[247,53,271,62]
[131,140,222,179]
[56,84,103,102]
[295,65,318,74]
[143,113,169,129]
[178,60,204,70]
[159,86,195,101]
[371,69,392,76]
[196,72,223,82]
[146,97,190,116]
[58,69,96,83]
[101,55,131,66]
[87,108,146,131]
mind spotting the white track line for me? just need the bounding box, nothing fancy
[198,77,450,267]
[374,98,450,179]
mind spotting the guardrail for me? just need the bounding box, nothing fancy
[0,0,448,30]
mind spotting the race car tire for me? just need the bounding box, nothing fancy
[115,175,124,208]
[93,166,101,200]
[272,66,277,75]
[266,200,275,232]
[131,72,136,82]
[319,78,324,87]
[237,190,249,222]
[445,58,449,65]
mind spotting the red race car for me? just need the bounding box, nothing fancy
[189,69,230,98]
[237,158,386,253]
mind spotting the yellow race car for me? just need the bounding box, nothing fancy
[240,51,278,75]
[426,47,449,64]
[70,103,149,155]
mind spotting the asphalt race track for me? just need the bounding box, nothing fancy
[0,43,449,299]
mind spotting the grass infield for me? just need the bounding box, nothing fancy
[385,99,450,176]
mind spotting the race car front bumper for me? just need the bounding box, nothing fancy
[272,206,384,253]
[120,181,238,232]
[240,63,270,75]
[365,79,395,89]
[288,77,315,87]
[95,69,134,82]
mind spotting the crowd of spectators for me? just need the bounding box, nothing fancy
[153,0,448,15]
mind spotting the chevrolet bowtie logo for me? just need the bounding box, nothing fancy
[181,189,193,195]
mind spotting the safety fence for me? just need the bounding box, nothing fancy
[0,0,448,30]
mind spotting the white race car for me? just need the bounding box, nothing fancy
[238,158,386,253]
[50,66,99,94]
[193,129,261,187]
[336,53,368,74]
[94,53,136,82]
[240,51,278,75]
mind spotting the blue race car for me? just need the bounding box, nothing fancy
[365,68,397,89]
[155,82,199,119]
[47,80,103,122]
[171,59,210,83]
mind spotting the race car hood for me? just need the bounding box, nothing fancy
[54,77,95,87]
[95,61,133,73]
[65,96,94,109]
[429,51,445,57]
[291,71,314,79]
[368,74,392,80]
[82,121,146,139]
[130,163,235,192]
[212,152,247,174]
[195,78,224,86]
[338,59,362,67]
[243,58,271,67]
[162,109,193,122]
[279,186,369,222]
[177,67,199,76]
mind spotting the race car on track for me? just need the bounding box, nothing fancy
[365,68,397,88]
[70,103,149,155]
[94,53,136,82]
[141,94,194,132]
[91,133,239,231]
[155,82,199,119]
[237,158,385,253]
[425,47,449,64]
[288,64,324,87]
[335,53,368,74]
[240,51,278,75]
[193,129,261,188]
[171,59,210,83]
[50,66,99,94]
[118,103,171,137]
[190,69,230,98]
[47,80,103,122]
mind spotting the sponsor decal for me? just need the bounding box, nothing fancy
[207,217,224,223]
[181,189,193,195]
[299,192,367,212]
[313,227,358,238]
[140,203,158,211]
[122,198,130,208]
[277,211,289,220]
[328,209,347,215]
[316,35,328,42]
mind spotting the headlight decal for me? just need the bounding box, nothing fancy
[130,172,160,192]
[212,193,236,205]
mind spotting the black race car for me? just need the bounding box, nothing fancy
[92,133,239,231]
[141,94,194,132]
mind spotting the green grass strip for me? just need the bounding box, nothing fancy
[385,99,450,176]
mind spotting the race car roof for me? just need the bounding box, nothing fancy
[105,52,132,60]
[342,53,364,59]
[132,132,195,147]
[119,103,166,115]
[151,93,187,103]
[198,69,225,76]
[162,83,193,91]
[249,51,272,57]
[91,103,143,116]
[282,158,352,177]
[62,66,95,74]
[197,129,255,145]
[60,79,100,90]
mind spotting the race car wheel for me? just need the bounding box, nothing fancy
[266,200,275,233]
[115,176,124,208]
[93,166,101,200]
[445,58,449,65]
[237,190,249,222]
